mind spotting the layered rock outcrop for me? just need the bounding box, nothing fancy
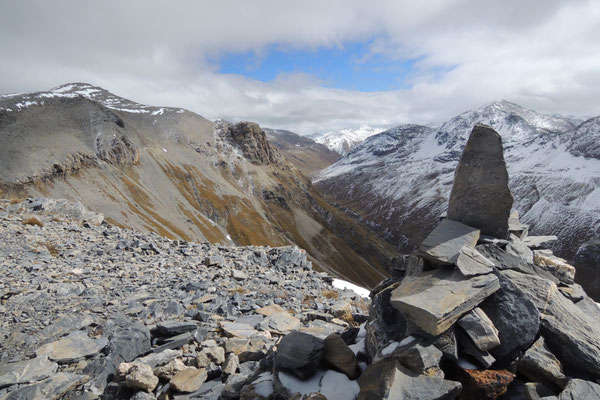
[225,122,281,165]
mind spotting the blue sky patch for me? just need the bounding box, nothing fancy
[213,41,419,92]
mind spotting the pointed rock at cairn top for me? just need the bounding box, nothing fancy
[447,124,514,239]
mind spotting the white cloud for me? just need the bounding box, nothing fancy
[1,0,599,134]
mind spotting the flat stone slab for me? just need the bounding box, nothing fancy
[220,322,259,339]
[447,124,514,239]
[452,245,495,276]
[0,355,58,388]
[357,360,461,400]
[390,269,500,335]
[256,304,286,316]
[170,367,207,393]
[35,330,108,363]
[417,219,480,264]
[523,235,558,248]
[134,349,181,368]
[518,336,568,389]
[458,307,500,352]
[2,373,86,400]
[259,312,301,334]
[156,320,197,336]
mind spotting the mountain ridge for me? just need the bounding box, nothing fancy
[0,82,396,288]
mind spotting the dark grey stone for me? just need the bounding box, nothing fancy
[479,272,540,362]
[365,282,408,361]
[156,320,197,336]
[518,336,568,389]
[502,269,600,376]
[433,327,458,361]
[274,331,324,379]
[0,356,58,388]
[477,243,559,283]
[447,124,514,239]
[375,338,443,375]
[456,328,495,368]
[559,379,600,400]
[417,219,480,264]
[357,360,461,400]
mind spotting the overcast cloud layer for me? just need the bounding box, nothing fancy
[1,0,599,134]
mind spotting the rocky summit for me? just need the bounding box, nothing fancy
[3,122,600,400]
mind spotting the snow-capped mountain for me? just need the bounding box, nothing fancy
[314,100,600,297]
[0,82,186,115]
[309,124,385,155]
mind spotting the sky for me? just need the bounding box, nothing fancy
[0,0,599,134]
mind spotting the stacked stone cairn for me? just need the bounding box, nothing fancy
[357,124,600,399]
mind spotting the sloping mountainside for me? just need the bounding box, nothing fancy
[0,82,397,288]
[315,100,600,297]
[308,125,384,155]
[263,128,340,176]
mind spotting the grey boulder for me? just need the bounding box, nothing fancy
[502,269,600,376]
[275,331,325,379]
[479,272,540,362]
[2,373,86,400]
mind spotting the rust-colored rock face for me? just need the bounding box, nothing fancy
[460,369,515,400]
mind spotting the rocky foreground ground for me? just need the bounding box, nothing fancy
[0,198,369,399]
[2,126,600,400]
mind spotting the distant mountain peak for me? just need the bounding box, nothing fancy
[309,124,386,155]
[0,82,187,116]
